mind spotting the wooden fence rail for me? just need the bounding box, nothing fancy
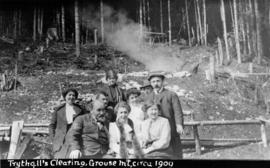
[1,119,270,155]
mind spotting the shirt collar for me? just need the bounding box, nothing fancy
[154,87,164,94]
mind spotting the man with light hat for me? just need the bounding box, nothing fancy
[145,71,184,159]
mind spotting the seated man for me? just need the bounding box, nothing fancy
[68,100,109,159]
[95,90,116,124]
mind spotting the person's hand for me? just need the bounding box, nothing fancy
[176,124,184,135]
[143,148,150,154]
[69,150,82,159]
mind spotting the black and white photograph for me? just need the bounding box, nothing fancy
[0,0,270,164]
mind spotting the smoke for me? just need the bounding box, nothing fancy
[81,3,182,72]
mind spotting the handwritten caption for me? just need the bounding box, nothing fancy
[7,159,174,168]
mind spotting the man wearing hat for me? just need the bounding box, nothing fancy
[145,71,184,159]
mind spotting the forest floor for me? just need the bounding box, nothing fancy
[1,40,270,159]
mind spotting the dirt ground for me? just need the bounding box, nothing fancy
[1,41,270,159]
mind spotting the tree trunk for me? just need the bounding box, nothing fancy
[37,8,40,40]
[139,0,143,41]
[196,0,202,45]
[74,0,80,57]
[254,0,262,64]
[194,0,199,44]
[168,0,172,45]
[143,0,146,25]
[160,0,164,33]
[100,0,104,43]
[203,0,207,45]
[185,0,191,46]
[147,0,151,31]
[33,7,37,41]
[220,0,230,62]
[240,1,247,56]
[61,2,65,43]
[18,9,22,36]
[13,9,17,39]
[56,9,61,41]
[234,0,241,64]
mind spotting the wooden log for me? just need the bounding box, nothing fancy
[260,121,268,147]
[181,138,261,143]
[193,125,201,155]
[7,121,24,159]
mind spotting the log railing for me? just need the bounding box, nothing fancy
[0,119,269,155]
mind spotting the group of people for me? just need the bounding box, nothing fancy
[49,69,184,159]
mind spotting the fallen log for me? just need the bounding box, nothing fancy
[0,36,15,44]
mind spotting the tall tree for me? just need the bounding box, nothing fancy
[168,0,172,45]
[61,2,65,42]
[203,0,207,45]
[139,0,143,40]
[196,0,202,44]
[254,0,262,64]
[147,0,151,31]
[233,0,241,63]
[74,0,80,57]
[160,0,163,33]
[185,0,191,46]
[13,9,17,39]
[100,0,104,43]
[220,0,230,62]
[33,7,37,41]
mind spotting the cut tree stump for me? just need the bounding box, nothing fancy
[14,134,32,159]
[192,124,201,155]
[7,120,24,159]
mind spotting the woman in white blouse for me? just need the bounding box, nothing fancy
[49,88,85,158]
[140,101,176,159]
[126,88,146,139]
[106,101,143,159]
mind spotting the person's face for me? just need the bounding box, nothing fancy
[128,94,138,105]
[65,91,76,105]
[92,103,106,123]
[143,86,153,94]
[150,77,163,91]
[117,107,129,122]
[147,105,159,120]
[107,77,117,86]
[97,94,108,107]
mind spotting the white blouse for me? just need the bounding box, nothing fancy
[109,122,134,156]
[128,104,146,138]
[65,104,76,124]
[140,117,171,152]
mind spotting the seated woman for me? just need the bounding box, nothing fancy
[49,88,86,158]
[141,101,176,159]
[126,88,146,138]
[102,69,126,108]
[106,101,143,159]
